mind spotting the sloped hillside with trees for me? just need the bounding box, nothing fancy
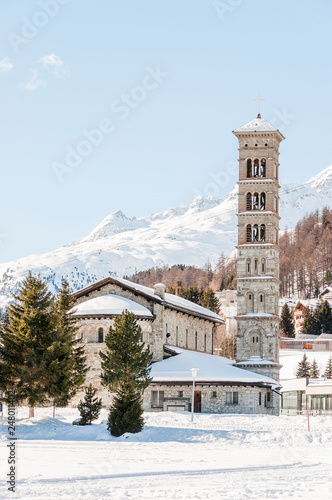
[129,208,332,301]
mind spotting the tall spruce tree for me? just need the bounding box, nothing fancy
[49,280,88,408]
[107,368,144,437]
[296,353,311,378]
[316,300,332,333]
[0,275,88,417]
[100,311,153,392]
[325,355,332,378]
[309,358,320,378]
[200,288,219,313]
[280,303,295,338]
[100,310,152,436]
[301,307,320,336]
[0,273,58,417]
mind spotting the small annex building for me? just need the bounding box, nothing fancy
[70,276,223,406]
[143,346,280,415]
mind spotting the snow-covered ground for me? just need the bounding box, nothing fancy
[0,407,331,499]
[280,349,332,380]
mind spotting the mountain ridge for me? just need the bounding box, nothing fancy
[0,165,331,308]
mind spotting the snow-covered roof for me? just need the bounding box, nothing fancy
[73,277,223,323]
[234,356,280,367]
[70,294,154,318]
[164,293,222,322]
[233,117,279,133]
[151,346,279,388]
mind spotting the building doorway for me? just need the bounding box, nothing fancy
[194,391,201,412]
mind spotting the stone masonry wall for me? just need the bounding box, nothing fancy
[143,383,279,415]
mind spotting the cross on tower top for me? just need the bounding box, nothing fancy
[254,92,265,118]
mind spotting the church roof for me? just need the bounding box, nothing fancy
[233,117,281,134]
[70,294,154,319]
[150,346,279,388]
[72,276,223,323]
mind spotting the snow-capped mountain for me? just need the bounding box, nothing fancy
[0,165,331,308]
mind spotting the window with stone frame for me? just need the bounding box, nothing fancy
[247,159,252,177]
[246,224,252,242]
[212,391,217,398]
[260,224,266,242]
[151,390,164,408]
[195,331,198,350]
[186,329,188,348]
[254,159,259,177]
[260,158,266,177]
[260,192,266,210]
[98,327,104,343]
[253,192,259,210]
[178,390,183,397]
[246,192,252,210]
[226,392,239,404]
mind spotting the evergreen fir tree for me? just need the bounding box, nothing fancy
[279,303,295,338]
[301,307,320,335]
[107,369,144,437]
[324,355,332,378]
[100,311,153,392]
[309,358,320,378]
[316,300,332,334]
[0,273,58,417]
[49,280,88,408]
[200,288,219,313]
[77,384,102,425]
[324,267,332,287]
[296,353,311,378]
[0,275,88,417]
[100,310,152,436]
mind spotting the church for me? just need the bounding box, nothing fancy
[70,111,284,415]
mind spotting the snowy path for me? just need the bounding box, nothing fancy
[0,409,331,499]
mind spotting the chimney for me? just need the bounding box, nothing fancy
[153,283,165,299]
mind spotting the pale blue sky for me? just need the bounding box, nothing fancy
[0,0,332,261]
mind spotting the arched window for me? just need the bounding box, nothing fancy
[253,192,259,210]
[246,224,252,242]
[247,258,251,274]
[258,294,265,312]
[195,331,198,350]
[186,329,188,348]
[254,159,259,177]
[260,159,266,177]
[98,327,104,343]
[261,258,266,274]
[176,326,179,345]
[260,192,266,210]
[253,224,259,242]
[260,224,266,242]
[247,159,252,177]
[204,334,207,352]
[247,293,254,312]
[246,192,252,211]
[254,259,258,274]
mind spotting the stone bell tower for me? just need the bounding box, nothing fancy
[232,112,284,383]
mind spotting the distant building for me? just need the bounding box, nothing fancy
[215,289,237,336]
[281,377,332,414]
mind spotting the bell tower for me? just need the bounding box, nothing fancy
[233,113,284,384]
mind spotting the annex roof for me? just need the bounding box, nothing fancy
[150,346,279,388]
[70,294,154,319]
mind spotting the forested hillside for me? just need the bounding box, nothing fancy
[129,208,332,299]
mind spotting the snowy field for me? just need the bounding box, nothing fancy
[0,407,331,499]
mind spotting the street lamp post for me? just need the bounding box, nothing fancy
[190,368,199,422]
